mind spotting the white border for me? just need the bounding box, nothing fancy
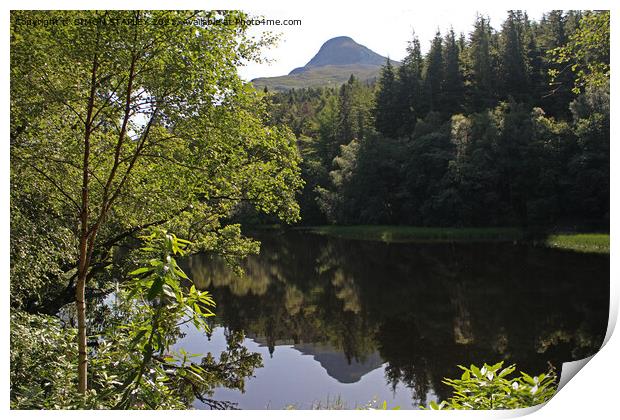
[2,1,617,419]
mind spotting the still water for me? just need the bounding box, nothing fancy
[175,231,609,409]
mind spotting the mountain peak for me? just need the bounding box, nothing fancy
[252,36,398,91]
[289,36,389,75]
[323,35,355,44]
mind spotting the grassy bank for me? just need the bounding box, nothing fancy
[299,225,609,253]
[544,233,609,254]
[300,225,525,243]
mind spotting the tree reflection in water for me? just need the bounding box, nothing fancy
[181,230,608,407]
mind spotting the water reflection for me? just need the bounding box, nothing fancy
[180,231,609,409]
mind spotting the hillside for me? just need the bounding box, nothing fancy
[252,36,398,91]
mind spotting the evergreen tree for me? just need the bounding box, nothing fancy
[467,15,496,110]
[441,29,465,114]
[374,59,399,138]
[537,10,575,118]
[317,92,340,165]
[525,22,546,107]
[423,31,444,113]
[258,11,608,230]
[396,32,424,136]
[335,75,374,148]
[336,75,356,147]
[500,11,531,102]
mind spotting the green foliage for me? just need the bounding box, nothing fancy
[567,83,610,225]
[423,362,557,410]
[271,11,607,232]
[500,11,532,102]
[98,228,261,409]
[10,190,77,310]
[266,80,374,225]
[442,29,465,114]
[11,10,301,398]
[10,8,303,304]
[374,60,399,138]
[10,229,263,409]
[125,228,216,337]
[396,33,424,136]
[316,90,607,229]
[534,11,580,118]
[423,31,445,113]
[550,11,609,94]
[466,15,499,111]
[316,139,361,223]
[10,312,80,409]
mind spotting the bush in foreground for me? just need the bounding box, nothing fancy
[424,362,557,410]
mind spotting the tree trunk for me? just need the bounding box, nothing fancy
[76,50,99,394]
[76,242,88,393]
[74,25,139,394]
[77,126,91,393]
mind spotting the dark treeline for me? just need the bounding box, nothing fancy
[264,11,609,229]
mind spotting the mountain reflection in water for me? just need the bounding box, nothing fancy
[176,231,608,409]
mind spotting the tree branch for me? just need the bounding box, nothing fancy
[14,158,80,210]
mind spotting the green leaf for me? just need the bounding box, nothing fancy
[490,362,503,371]
[471,365,481,378]
[162,285,176,299]
[147,276,165,300]
[521,372,536,385]
[498,366,515,378]
[129,267,152,276]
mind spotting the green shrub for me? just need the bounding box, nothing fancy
[424,362,557,410]
[10,311,82,409]
[10,229,262,409]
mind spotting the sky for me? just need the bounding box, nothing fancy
[237,7,550,81]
